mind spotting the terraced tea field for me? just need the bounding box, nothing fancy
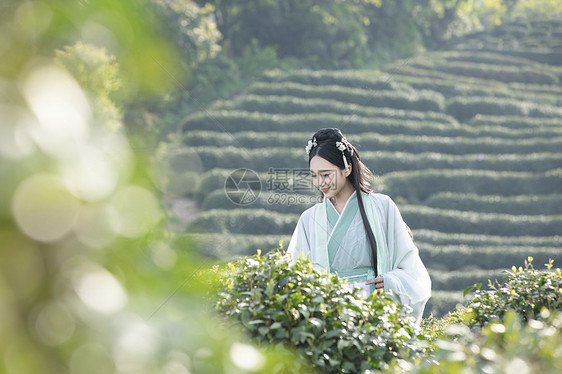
[177,19,562,316]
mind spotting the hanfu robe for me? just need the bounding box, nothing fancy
[287,191,431,322]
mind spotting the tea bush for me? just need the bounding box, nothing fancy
[413,229,562,249]
[187,209,298,235]
[391,73,545,102]
[437,50,539,67]
[508,82,562,97]
[261,69,411,92]
[384,168,562,202]
[425,192,562,215]
[180,110,456,136]
[397,75,492,97]
[209,249,562,371]
[189,145,562,173]
[417,259,562,372]
[415,311,562,373]
[400,205,562,236]
[212,94,455,123]
[446,96,562,122]
[465,258,562,327]
[386,65,489,86]
[182,129,562,155]
[469,114,562,129]
[247,81,445,112]
[417,243,559,272]
[174,233,291,260]
[213,248,424,373]
[380,73,562,107]
[180,110,562,140]
[412,60,559,85]
[192,168,234,201]
[429,269,504,292]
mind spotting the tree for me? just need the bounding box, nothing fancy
[412,0,480,48]
[196,0,383,68]
[55,42,123,131]
[151,0,222,69]
[363,0,424,63]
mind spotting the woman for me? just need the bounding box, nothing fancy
[287,128,431,321]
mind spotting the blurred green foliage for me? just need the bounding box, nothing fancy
[416,310,562,373]
[0,1,307,373]
[151,0,222,68]
[54,41,123,131]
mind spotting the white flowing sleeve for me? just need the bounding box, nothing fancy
[381,197,431,322]
[287,212,312,262]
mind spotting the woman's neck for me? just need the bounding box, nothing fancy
[329,182,356,214]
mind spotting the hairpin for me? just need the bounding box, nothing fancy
[335,140,349,168]
[305,137,317,155]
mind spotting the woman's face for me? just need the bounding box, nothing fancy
[309,155,350,200]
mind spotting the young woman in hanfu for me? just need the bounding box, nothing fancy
[287,128,431,322]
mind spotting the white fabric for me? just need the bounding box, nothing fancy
[287,192,431,322]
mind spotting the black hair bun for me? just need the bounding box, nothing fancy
[311,128,344,143]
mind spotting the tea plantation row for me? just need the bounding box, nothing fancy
[192,168,562,203]
[189,146,562,173]
[188,207,561,237]
[183,129,562,153]
[199,189,562,216]
[181,110,562,138]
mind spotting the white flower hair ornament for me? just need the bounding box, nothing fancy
[335,140,350,168]
[336,141,346,152]
[305,137,318,155]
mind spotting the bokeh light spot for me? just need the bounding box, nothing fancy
[81,20,120,54]
[113,315,158,373]
[94,130,134,186]
[0,104,36,159]
[60,144,118,201]
[151,242,177,270]
[74,203,118,249]
[110,186,160,238]
[33,301,75,346]
[22,64,91,158]
[12,173,80,242]
[164,351,192,374]
[230,342,265,371]
[75,268,127,314]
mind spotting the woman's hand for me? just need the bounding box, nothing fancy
[365,276,384,290]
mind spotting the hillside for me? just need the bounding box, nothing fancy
[176,19,562,317]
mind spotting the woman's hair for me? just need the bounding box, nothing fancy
[308,128,378,275]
